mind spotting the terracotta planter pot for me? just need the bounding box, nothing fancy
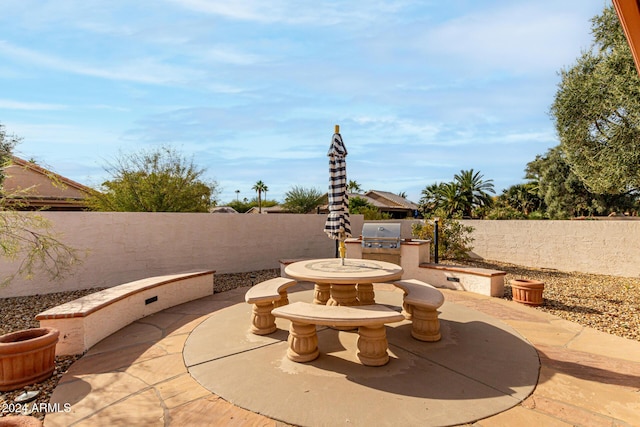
[510,279,545,306]
[0,416,44,427]
[0,327,59,391]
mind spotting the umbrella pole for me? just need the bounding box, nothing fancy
[339,239,346,265]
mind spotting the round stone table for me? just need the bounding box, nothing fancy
[284,258,403,306]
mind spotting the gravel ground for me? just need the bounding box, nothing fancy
[1,264,638,421]
[454,259,639,341]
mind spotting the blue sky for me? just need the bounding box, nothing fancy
[1,0,608,205]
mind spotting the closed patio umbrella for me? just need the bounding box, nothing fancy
[324,124,351,264]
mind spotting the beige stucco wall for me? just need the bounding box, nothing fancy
[0,212,365,297]
[3,214,639,297]
[460,219,640,277]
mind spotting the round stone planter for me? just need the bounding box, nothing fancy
[0,416,44,427]
[510,279,545,306]
[0,327,59,391]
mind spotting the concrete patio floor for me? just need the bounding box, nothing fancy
[44,283,640,427]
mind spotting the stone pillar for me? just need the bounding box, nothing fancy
[313,283,330,305]
[409,306,441,342]
[286,322,319,362]
[327,284,358,306]
[250,302,277,335]
[357,283,375,305]
[357,325,391,366]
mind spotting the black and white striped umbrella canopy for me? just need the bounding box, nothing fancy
[324,128,351,242]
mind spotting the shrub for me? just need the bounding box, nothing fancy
[486,205,526,220]
[411,217,474,260]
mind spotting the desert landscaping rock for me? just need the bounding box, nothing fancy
[458,259,639,341]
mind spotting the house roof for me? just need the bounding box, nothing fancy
[240,190,419,215]
[209,206,239,214]
[1,156,93,210]
[245,205,293,214]
[347,193,386,208]
[318,190,419,213]
[363,190,419,210]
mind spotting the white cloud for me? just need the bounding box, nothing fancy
[0,99,67,111]
[8,122,120,148]
[350,116,441,142]
[413,2,603,74]
[0,40,203,85]
[502,130,556,144]
[203,46,266,66]
[169,0,412,26]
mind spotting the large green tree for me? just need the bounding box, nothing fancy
[282,186,324,213]
[500,183,543,216]
[551,5,640,195]
[88,145,218,212]
[526,147,637,218]
[488,183,544,219]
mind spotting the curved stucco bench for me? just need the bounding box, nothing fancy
[245,277,298,335]
[418,263,506,297]
[393,279,445,342]
[272,301,405,366]
[36,271,214,355]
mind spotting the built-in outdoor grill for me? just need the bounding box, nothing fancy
[361,222,402,265]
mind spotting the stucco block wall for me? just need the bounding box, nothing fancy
[3,214,639,297]
[461,220,640,277]
[1,212,364,297]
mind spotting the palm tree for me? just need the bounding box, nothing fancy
[453,169,495,218]
[420,182,445,213]
[235,189,240,201]
[438,182,464,218]
[420,182,462,217]
[252,180,268,213]
[347,180,362,193]
[502,183,543,216]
